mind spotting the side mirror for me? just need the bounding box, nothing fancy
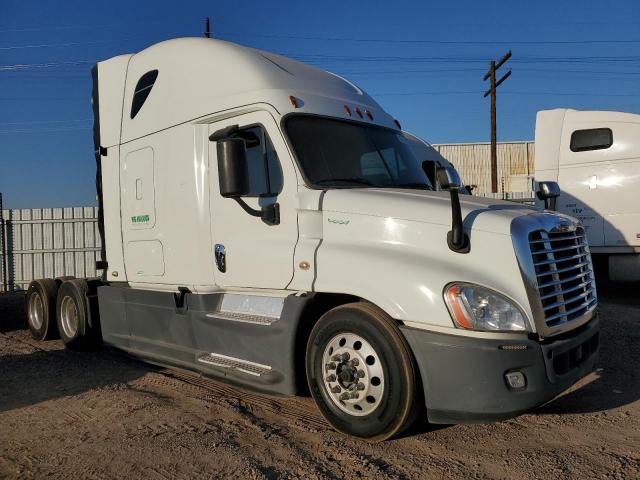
[213,135,280,226]
[436,166,462,190]
[536,181,560,210]
[217,138,249,198]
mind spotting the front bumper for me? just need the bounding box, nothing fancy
[400,315,600,424]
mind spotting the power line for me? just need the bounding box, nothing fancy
[0,126,92,135]
[226,32,640,46]
[0,118,91,126]
[0,32,199,50]
[373,90,640,97]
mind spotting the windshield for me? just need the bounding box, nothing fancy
[285,116,433,189]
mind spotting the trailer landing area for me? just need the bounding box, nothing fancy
[1,285,639,480]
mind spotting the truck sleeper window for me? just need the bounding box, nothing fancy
[570,128,613,152]
[130,70,159,119]
[232,126,283,197]
[285,116,433,190]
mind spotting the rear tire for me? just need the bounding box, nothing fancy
[26,279,60,341]
[56,279,100,350]
[306,302,420,441]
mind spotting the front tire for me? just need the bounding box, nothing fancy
[306,302,420,441]
[26,279,60,340]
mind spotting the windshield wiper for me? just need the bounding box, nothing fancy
[315,177,378,187]
[395,182,432,190]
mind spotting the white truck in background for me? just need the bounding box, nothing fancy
[535,109,640,281]
[24,38,599,441]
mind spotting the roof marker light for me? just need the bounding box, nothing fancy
[365,109,373,121]
[394,119,402,129]
[289,96,299,108]
[343,105,352,116]
[354,107,363,118]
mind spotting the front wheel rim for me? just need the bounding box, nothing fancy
[321,332,385,417]
[28,293,44,330]
[60,296,79,338]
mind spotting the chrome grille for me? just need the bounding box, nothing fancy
[529,227,597,327]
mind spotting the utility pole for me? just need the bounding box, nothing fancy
[483,50,512,193]
[0,192,7,292]
[204,16,211,38]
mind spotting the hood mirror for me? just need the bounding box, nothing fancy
[536,181,560,210]
[436,166,469,253]
[436,166,462,190]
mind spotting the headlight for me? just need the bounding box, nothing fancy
[444,283,530,332]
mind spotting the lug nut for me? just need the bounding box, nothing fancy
[339,392,351,401]
[341,352,350,361]
[331,354,341,362]
[357,370,365,378]
[325,362,336,371]
[326,374,336,382]
[331,386,341,394]
[349,358,359,367]
[356,382,365,391]
[350,391,359,399]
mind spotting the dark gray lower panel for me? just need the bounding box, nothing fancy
[97,286,312,395]
[400,316,600,424]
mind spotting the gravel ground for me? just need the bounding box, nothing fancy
[0,284,638,479]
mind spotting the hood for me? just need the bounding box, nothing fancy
[321,188,536,235]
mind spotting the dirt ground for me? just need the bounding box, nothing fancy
[1,284,639,480]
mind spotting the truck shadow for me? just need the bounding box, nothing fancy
[0,343,149,414]
[536,280,640,415]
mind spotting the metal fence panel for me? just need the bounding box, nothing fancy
[434,141,535,194]
[0,207,101,292]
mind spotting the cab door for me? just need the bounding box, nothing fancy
[208,111,299,289]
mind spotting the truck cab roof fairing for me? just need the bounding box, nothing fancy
[110,37,396,143]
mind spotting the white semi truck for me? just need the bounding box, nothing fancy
[536,109,640,281]
[25,38,599,441]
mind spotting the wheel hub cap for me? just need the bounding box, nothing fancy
[28,293,44,330]
[322,333,385,416]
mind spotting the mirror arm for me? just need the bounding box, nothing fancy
[447,189,470,254]
[233,198,280,226]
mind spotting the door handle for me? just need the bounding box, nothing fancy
[215,244,226,273]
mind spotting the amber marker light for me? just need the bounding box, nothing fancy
[444,285,475,329]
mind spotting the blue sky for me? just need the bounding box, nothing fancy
[1,0,639,208]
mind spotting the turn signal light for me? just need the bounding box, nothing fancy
[444,285,474,329]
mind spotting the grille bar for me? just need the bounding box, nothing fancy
[544,298,597,323]
[536,260,591,277]
[543,289,594,311]
[540,280,592,300]
[528,226,597,328]
[537,270,592,289]
[534,252,587,267]
[529,234,584,244]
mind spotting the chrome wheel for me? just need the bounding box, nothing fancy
[322,332,385,417]
[60,295,79,338]
[28,292,44,330]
